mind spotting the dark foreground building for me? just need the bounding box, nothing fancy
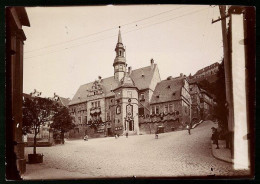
[6,7,30,179]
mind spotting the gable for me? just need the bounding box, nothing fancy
[130,64,158,90]
[150,77,184,104]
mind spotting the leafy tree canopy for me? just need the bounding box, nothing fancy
[51,106,75,133]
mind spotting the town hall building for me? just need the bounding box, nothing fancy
[68,30,191,138]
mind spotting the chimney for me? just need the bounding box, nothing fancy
[128,66,132,75]
[98,76,102,83]
[167,76,172,80]
[180,73,183,77]
[150,58,154,70]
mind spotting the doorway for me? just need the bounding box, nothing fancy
[107,128,112,136]
[129,120,134,131]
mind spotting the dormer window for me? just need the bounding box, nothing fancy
[172,92,176,96]
[156,95,159,98]
[167,85,170,89]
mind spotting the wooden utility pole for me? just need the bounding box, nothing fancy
[213,5,234,158]
[218,5,234,132]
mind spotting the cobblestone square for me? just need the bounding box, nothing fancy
[23,121,249,179]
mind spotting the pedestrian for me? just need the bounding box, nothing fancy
[187,124,191,135]
[84,135,88,141]
[155,130,158,139]
[211,127,219,149]
[126,132,128,138]
[115,134,118,139]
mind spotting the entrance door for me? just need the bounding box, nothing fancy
[107,128,112,136]
[129,120,134,131]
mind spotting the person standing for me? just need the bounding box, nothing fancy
[155,130,159,139]
[187,124,191,135]
[211,127,219,149]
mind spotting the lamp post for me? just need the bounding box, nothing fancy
[190,97,192,127]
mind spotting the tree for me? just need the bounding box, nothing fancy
[23,93,54,154]
[198,79,214,95]
[211,61,228,128]
[198,61,228,127]
[51,106,75,144]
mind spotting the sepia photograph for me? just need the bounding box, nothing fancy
[5,4,255,180]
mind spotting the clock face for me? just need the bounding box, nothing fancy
[115,65,119,69]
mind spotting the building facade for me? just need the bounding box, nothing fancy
[194,62,219,79]
[199,89,213,120]
[68,30,161,138]
[138,75,191,134]
[6,7,30,178]
[189,82,201,123]
[189,62,220,84]
[68,30,196,138]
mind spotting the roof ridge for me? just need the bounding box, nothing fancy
[131,64,156,72]
[80,75,116,87]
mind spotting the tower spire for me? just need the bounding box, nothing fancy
[117,26,122,44]
[113,26,126,81]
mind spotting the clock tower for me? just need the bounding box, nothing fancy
[113,28,126,81]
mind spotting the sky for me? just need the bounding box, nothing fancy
[23,5,223,99]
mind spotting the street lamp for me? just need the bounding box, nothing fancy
[189,96,192,127]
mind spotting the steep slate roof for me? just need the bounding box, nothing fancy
[150,77,185,104]
[115,72,136,89]
[69,64,157,106]
[58,97,70,107]
[69,76,118,105]
[130,64,157,90]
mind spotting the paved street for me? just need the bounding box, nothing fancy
[23,121,249,179]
